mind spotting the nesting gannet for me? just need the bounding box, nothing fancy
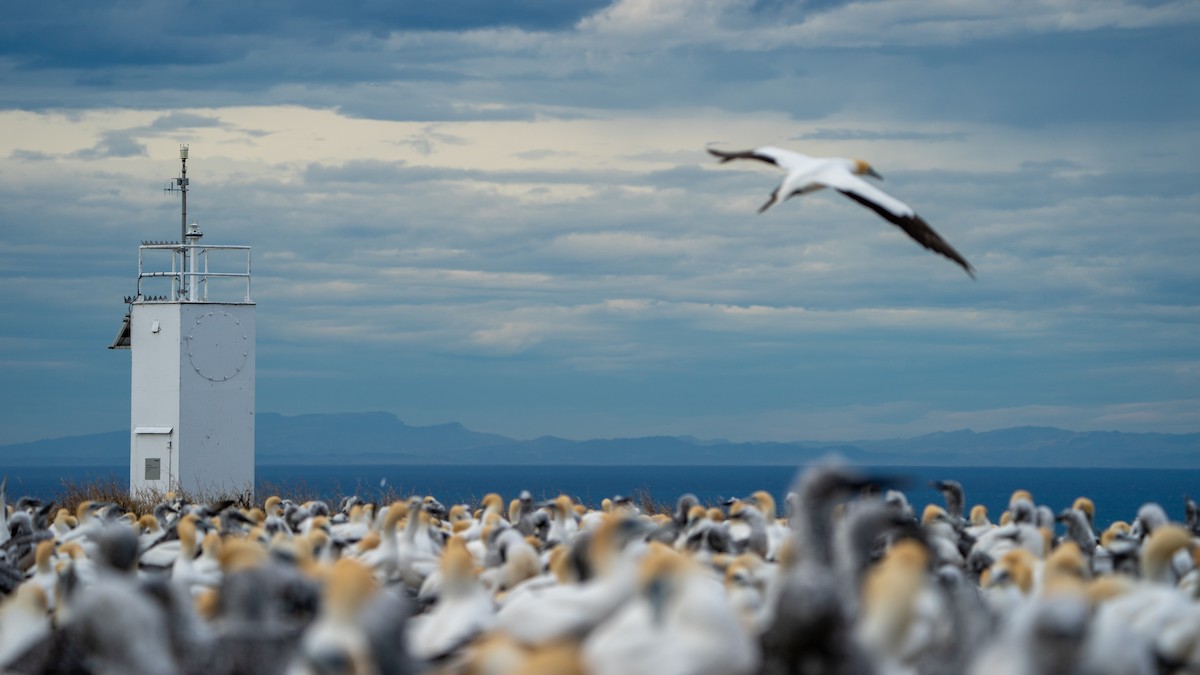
[708,145,976,277]
[966,505,994,539]
[921,504,967,568]
[857,538,956,672]
[1056,508,1098,559]
[354,500,407,581]
[969,594,1093,675]
[290,558,381,675]
[1130,502,1169,540]
[494,515,651,646]
[727,500,770,559]
[173,528,223,594]
[1041,541,1089,598]
[407,536,495,661]
[1088,526,1200,671]
[932,479,967,522]
[329,503,371,544]
[758,463,881,675]
[478,528,541,598]
[723,552,779,636]
[211,546,324,673]
[56,533,184,675]
[27,540,58,613]
[398,498,445,587]
[1072,497,1096,530]
[582,543,759,675]
[0,583,50,667]
[543,495,580,548]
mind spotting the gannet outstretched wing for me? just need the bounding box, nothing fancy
[708,146,976,278]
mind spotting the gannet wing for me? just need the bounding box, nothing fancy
[707,146,815,171]
[821,169,976,278]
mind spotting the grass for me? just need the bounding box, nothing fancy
[46,479,682,518]
[630,486,675,516]
[50,477,427,517]
[54,477,253,516]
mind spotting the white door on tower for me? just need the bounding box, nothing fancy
[133,427,173,494]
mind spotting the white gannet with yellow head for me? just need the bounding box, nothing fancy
[708,145,975,278]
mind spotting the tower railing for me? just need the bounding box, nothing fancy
[136,243,252,303]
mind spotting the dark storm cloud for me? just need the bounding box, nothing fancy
[4,1,1194,131]
[0,0,610,70]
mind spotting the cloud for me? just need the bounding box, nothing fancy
[9,149,53,161]
[0,0,1196,445]
[577,0,1200,49]
[71,130,148,159]
[395,125,470,156]
[794,128,968,142]
[470,321,546,355]
[148,112,226,131]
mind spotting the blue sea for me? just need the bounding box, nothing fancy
[5,464,1199,526]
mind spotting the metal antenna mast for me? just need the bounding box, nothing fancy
[165,145,190,297]
[179,145,188,245]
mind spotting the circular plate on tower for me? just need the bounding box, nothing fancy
[187,311,248,382]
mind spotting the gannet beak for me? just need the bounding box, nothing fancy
[866,167,883,180]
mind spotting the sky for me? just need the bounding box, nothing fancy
[1,0,1198,446]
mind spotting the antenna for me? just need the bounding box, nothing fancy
[163,145,190,298]
[163,144,190,244]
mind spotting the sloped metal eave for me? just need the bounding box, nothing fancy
[109,313,131,350]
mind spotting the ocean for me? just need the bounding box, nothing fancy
[5,464,1199,526]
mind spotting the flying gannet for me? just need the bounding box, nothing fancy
[708,146,976,278]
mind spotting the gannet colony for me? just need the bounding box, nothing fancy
[1,465,1199,675]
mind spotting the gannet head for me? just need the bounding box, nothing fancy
[1140,524,1196,584]
[1071,497,1095,525]
[440,536,478,592]
[986,548,1036,594]
[1043,541,1088,597]
[137,513,160,533]
[1100,521,1131,549]
[448,504,470,526]
[969,504,990,526]
[921,504,949,526]
[74,500,95,522]
[750,490,777,520]
[323,557,378,622]
[218,538,268,573]
[854,159,883,180]
[480,493,504,516]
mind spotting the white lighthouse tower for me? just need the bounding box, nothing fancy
[110,146,255,498]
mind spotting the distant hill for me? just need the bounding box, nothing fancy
[0,412,1197,468]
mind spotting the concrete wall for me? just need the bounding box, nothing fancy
[130,302,182,494]
[129,301,255,497]
[177,303,255,496]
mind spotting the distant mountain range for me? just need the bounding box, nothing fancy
[1,411,1198,468]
